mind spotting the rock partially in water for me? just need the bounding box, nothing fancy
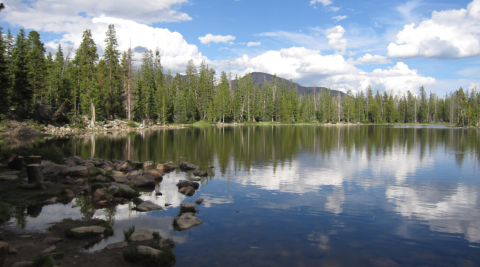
[143,169,163,179]
[107,185,119,195]
[142,161,154,170]
[70,226,106,234]
[137,245,162,256]
[105,241,128,250]
[129,174,155,187]
[369,258,400,267]
[136,200,163,212]
[195,198,204,204]
[116,161,133,172]
[179,162,198,171]
[181,203,197,212]
[112,174,128,183]
[93,188,106,202]
[176,179,199,189]
[175,212,203,231]
[192,170,208,177]
[64,166,89,177]
[41,161,66,174]
[157,162,178,171]
[179,186,195,196]
[65,189,74,198]
[130,229,154,242]
[159,238,175,248]
[44,197,57,204]
[189,176,201,181]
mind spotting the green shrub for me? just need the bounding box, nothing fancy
[123,245,175,267]
[123,225,135,242]
[152,231,160,240]
[126,120,138,128]
[32,252,55,267]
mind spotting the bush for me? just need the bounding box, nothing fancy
[32,252,55,267]
[123,225,136,242]
[127,120,138,128]
[152,232,160,240]
[123,245,175,267]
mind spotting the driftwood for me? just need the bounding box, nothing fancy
[27,164,44,184]
[26,155,42,165]
[7,154,23,171]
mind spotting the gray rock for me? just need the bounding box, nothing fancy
[159,238,175,248]
[130,229,154,242]
[176,179,199,189]
[65,189,74,198]
[44,197,57,204]
[129,174,155,187]
[96,175,107,182]
[112,175,128,183]
[369,258,400,267]
[136,200,163,212]
[70,226,106,234]
[195,198,204,204]
[181,203,197,212]
[179,162,198,170]
[93,188,106,202]
[41,161,66,174]
[189,176,201,181]
[105,241,128,250]
[137,245,162,256]
[157,162,177,171]
[179,186,195,196]
[116,161,133,172]
[175,212,203,231]
[0,171,20,176]
[107,185,119,195]
[143,169,162,179]
[192,170,208,177]
[41,245,56,254]
[112,183,136,196]
[0,174,18,180]
[64,166,89,177]
[142,161,154,170]
[12,262,34,267]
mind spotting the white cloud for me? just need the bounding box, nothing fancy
[310,0,332,6]
[1,0,191,26]
[247,42,261,47]
[469,82,480,90]
[199,34,236,44]
[330,6,341,12]
[388,0,480,59]
[332,15,347,22]
[256,32,280,37]
[325,26,347,54]
[348,54,392,65]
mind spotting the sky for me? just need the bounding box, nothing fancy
[0,0,479,95]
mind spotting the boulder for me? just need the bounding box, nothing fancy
[143,169,162,179]
[70,226,106,234]
[107,185,119,195]
[195,198,204,204]
[116,161,133,172]
[44,197,57,204]
[179,186,195,196]
[102,165,114,172]
[0,175,18,181]
[192,170,208,177]
[95,175,107,182]
[156,162,178,171]
[126,170,142,180]
[142,161,154,170]
[112,170,124,176]
[41,245,56,254]
[127,161,143,169]
[41,161,66,174]
[112,175,128,183]
[11,262,34,267]
[189,176,201,181]
[176,179,199,190]
[179,162,198,171]
[113,183,137,197]
[90,167,106,175]
[64,166,89,177]
[130,229,153,242]
[137,245,162,256]
[136,200,163,212]
[93,188,106,202]
[129,174,155,187]
[175,212,203,231]
[181,203,197,212]
[65,189,74,198]
[105,241,128,250]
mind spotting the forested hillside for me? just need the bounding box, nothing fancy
[0,25,479,126]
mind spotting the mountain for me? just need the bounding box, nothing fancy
[247,72,345,97]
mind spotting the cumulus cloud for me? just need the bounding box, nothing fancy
[348,54,392,65]
[332,15,347,22]
[310,0,332,6]
[247,42,261,47]
[330,6,341,12]
[325,26,347,54]
[229,46,435,94]
[198,34,236,44]
[388,0,480,59]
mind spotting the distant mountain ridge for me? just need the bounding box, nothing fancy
[243,72,345,97]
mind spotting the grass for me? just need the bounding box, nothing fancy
[192,121,211,127]
[123,225,136,242]
[32,252,55,267]
[0,203,11,223]
[127,120,138,128]
[123,244,176,267]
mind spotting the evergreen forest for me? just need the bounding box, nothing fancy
[1,25,479,126]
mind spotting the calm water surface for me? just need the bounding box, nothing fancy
[11,125,480,267]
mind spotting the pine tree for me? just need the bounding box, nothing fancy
[26,30,46,102]
[0,27,10,114]
[104,24,122,118]
[11,28,32,114]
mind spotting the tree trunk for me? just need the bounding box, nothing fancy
[90,99,95,127]
[27,164,43,184]
[26,156,42,165]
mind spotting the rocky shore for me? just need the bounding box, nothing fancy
[0,155,210,267]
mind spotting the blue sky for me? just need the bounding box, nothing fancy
[1,0,479,95]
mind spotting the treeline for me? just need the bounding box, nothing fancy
[0,25,479,126]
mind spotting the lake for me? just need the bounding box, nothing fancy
[10,125,480,267]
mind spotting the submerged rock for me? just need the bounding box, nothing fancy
[136,200,163,212]
[143,169,163,179]
[175,212,202,231]
[70,226,106,234]
[176,179,199,189]
[105,241,128,250]
[195,198,204,205]
[179,186,195,196]
[181,203,197,212]
[179,162,198,171]
[189,176,201,181]
[159,238,175,248]
[192,170,208,177]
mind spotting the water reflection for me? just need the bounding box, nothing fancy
[15,126,480,265]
